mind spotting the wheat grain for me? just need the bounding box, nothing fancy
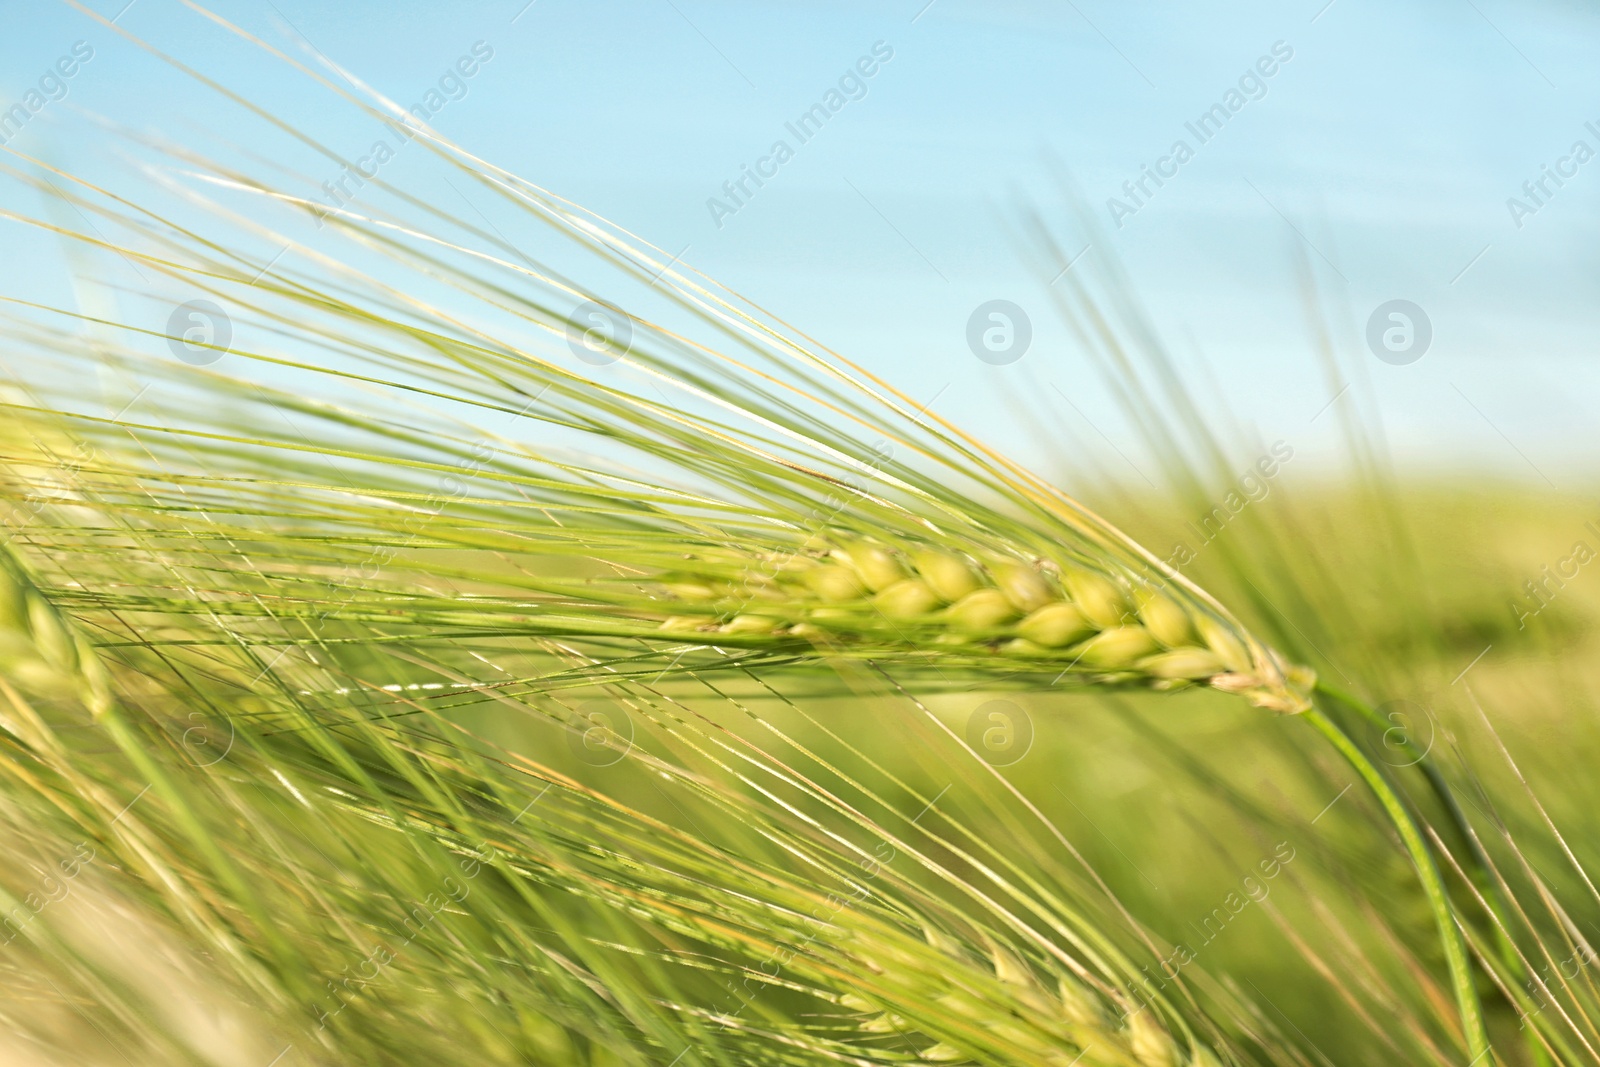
[658,539,1314,713]
[840,932,1223,1066]
[0,549,113,719]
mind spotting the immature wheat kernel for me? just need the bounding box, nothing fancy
[859,1010,910,1034]
[945,589,1017,631]
[994,636,1043,657]
[1126,1008,1179,1067]
[0,550,113,716]
[1070,626,1160,669]
[1137,648,1226,680]
[26,594,78,674]
[1195,615,1252,673]
[663,578,720,600]
[838,993,875,1013]
[844,543,908,592]
[1135,588,1195,648]
[912,550,982,603]
[1016,602,1095,648]
[1062,564,1131,629]
[991,560,1055,613]
[990,944,1034,987]
[807,565,867,603]
[720,614,777,634]
[874,579,943,619]
[1057,977,1105,1030]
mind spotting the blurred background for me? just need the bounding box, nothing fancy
[4,0,1599,484]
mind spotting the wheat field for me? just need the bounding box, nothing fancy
[0,6,1596,1066]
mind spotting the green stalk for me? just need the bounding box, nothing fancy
[1304,702,1492,1064]
[1317,680,1550,1067]
[1315,680,1496,888]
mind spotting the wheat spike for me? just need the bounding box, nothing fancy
[837,929,1225,1066]
[657,538,1312,713]
[0,547,113,719]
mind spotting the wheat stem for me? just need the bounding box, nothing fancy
[1316,679,1552,1067]
[1305,701,1492,1064]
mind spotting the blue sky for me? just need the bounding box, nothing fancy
[4,0,1600,489]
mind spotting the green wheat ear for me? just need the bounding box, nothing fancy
[655,537,1315,715]
[0,546,113,719]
